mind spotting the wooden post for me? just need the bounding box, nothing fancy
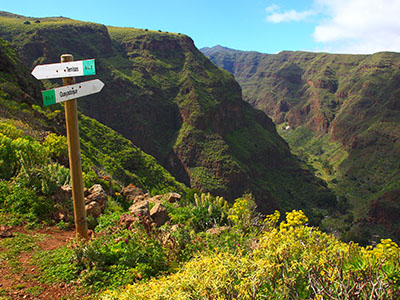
[61,54,88,240]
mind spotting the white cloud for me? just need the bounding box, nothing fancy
[265,0,400,53]
[266,9,315,23]
[265,4,280,13]
[314,0,400,53]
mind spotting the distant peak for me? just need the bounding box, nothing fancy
[201,45,265,56]
[201,45,238,52]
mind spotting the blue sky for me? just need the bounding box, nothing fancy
[2,0,400,54]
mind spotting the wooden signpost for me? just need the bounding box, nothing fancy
[32,54,104,239]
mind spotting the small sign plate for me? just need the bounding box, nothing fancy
[32,59,96,80]
[42,79,104,106]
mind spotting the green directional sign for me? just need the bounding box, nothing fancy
[42,89,56,106]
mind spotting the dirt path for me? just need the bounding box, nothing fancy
[0,226,89,300]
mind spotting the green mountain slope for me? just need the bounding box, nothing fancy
[202,45,400,241]
[0,12,335,219]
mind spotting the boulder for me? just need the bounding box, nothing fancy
[87,184,108,209]
[53,185,72,204]
[85,201,101,218]
[168,192,181,203]
[52,186,73,221]
[122,184,145,202]
[132,193,150,204]
[150,203,169,226]
[129,200,150,217]
[119,213,138,229]
[148,194,164,205]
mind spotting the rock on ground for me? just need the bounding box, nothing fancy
[150,203,169,226]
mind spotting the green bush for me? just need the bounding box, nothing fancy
[71,228,169,290]
[3,186,53,222]
[228,194,257,231]
[0,133,17,179]
[0,122,24,139]
[95,208,124,234]
[166,205,193,225]
[12,136,49,168]
[166,193,230,231]
[0,180,10,205]
[14,162,70,196]
[43,133,68,163]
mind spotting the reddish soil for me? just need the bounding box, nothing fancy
[0,226,92,300]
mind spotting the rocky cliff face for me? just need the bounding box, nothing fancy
[0,13,335,218]
[202,46,400,241]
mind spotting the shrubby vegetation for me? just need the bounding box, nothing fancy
[101,206,400,300]
[27,191,400,299]
[0,113,187,226]
[0,122,70,224]
[77,113,186,195]
[34,193,238,291]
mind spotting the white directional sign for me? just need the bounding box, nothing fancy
[42,79,104,106]
[31,59,96,80]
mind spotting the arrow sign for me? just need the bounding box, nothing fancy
[42,79,104,106]
[31,59,96,79]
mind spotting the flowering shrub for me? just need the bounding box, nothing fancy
[279,209,308,230]
[228,194,256,230]
[263,210,280,228]
[102,210,400,300]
